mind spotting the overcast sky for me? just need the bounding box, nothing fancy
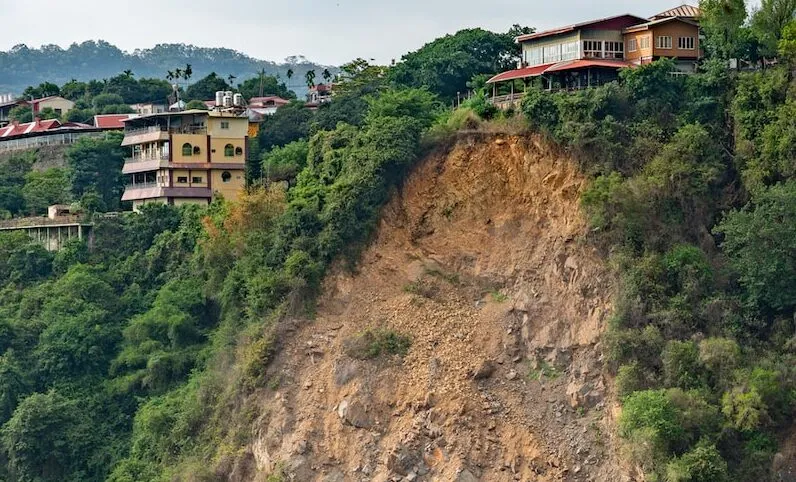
[2,0,713,65]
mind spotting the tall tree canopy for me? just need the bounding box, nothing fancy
[389,27,530,101]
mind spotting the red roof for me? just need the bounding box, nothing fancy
[517,14,648,42]
[249,96,290,107]
[486,64,555,83]
[309,84,331,92]
[487,59,633,84]
[93,114,136,129]
[0,118,62,138]
[544,59,632,72]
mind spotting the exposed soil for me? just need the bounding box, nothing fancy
[244,133,623,481]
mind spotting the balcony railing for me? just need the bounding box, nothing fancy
[125,182,160,190]
[124,154,169,164]
[123,126,207,137]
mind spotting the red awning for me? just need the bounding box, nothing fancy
[544,59,631,73]
[486,64,555,84]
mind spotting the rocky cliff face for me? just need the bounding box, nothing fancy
[240,134,621,481]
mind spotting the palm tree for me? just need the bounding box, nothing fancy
[227,74,237,86]
[305,69,316,88]
[123,69,134,78]
[166,70,175,82]
[286,68,294,84]
[174,68,183,80]
[322,68,332,83]
[184,64,193,82]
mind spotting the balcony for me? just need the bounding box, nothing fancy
[122,154,169,174]
[121,125,207,146]
[122,183,212,202]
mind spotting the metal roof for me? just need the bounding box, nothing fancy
[486,64,555,84]
[651,4,701,19]
[516,14,649,42]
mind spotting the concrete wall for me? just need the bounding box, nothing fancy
[210,137,246,163]
[37,97,74,116]
[210,168,245,201]
[207,117,248,138]
[172,134,208,163]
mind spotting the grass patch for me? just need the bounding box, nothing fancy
[344,328,412,360]
[528,360,562,381]
[403,280,438,298]
[425,267,460,285]
[490,290,509,302]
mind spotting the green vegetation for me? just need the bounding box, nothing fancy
[344,328,412,360]
[506,3,796,477]
[2,5,796,480]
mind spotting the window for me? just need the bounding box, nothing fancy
[526,47,542,66]
[561,41,579,61]
[543,44,562,63]
[640,36,651,49]
[656,36,672,49]
[182,143,193,156]
[55,108,62,116]
[177,176,188,184]
[192,176,203,184]
[220,121,230,129]
[583,40,603,58]
[224,144,234,157]
[604,41,624,59]
[222,171,232,183]
[235,147,243,156]
[193,145,201,155]
[628,38,638,52]
[678,37,695,50]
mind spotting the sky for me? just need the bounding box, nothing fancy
[1,0,719,65]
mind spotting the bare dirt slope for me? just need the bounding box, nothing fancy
[248,134,621,481]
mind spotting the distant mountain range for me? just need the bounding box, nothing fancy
[0,41,335,96]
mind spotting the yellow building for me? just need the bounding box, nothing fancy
[120,110,248,210]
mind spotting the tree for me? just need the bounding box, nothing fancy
[716,181,796,313]
[322,68,333,83]
[22,168,71,215]
[237,75,295,100]
[780,20,796,65]
[700,0,749,59]
[261,140,309,182]
[389,28,524,101]
[1,391,94,481]
[185,100,208,110]
[8,105,32,123]
[92,93,125,110]
[66,131,126,211]
[22,81,60,99]
[184,72,229,101]
[258,101,314,150]
[305,69,316,88]
[751,0,796,55]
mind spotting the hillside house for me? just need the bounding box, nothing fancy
[29,96,75,117]
[487,5,702,106]
[94,114,138,130]
[249,96,290,116]
[130,102,167,115]
[0,118,102,152]
[306,84,332,108]
[120,109,248,211]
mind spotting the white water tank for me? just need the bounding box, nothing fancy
[222,95,233,108]
[233,93,244,106]
[215,91,224,107]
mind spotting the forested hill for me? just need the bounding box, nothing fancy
[0,41,333,94]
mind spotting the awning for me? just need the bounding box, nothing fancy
[543,59,631,73]
[486,64,555,84]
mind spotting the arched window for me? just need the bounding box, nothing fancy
[182,143,192,156]
[193,145,201,155]
[224,144,234,157]
[221,171,232,183]
[235,146,243,156]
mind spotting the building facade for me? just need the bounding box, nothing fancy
[120,110,248,211]
[30,96,75,117]
[487,5,703,100]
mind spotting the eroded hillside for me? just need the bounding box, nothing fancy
[243,134,620,481]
